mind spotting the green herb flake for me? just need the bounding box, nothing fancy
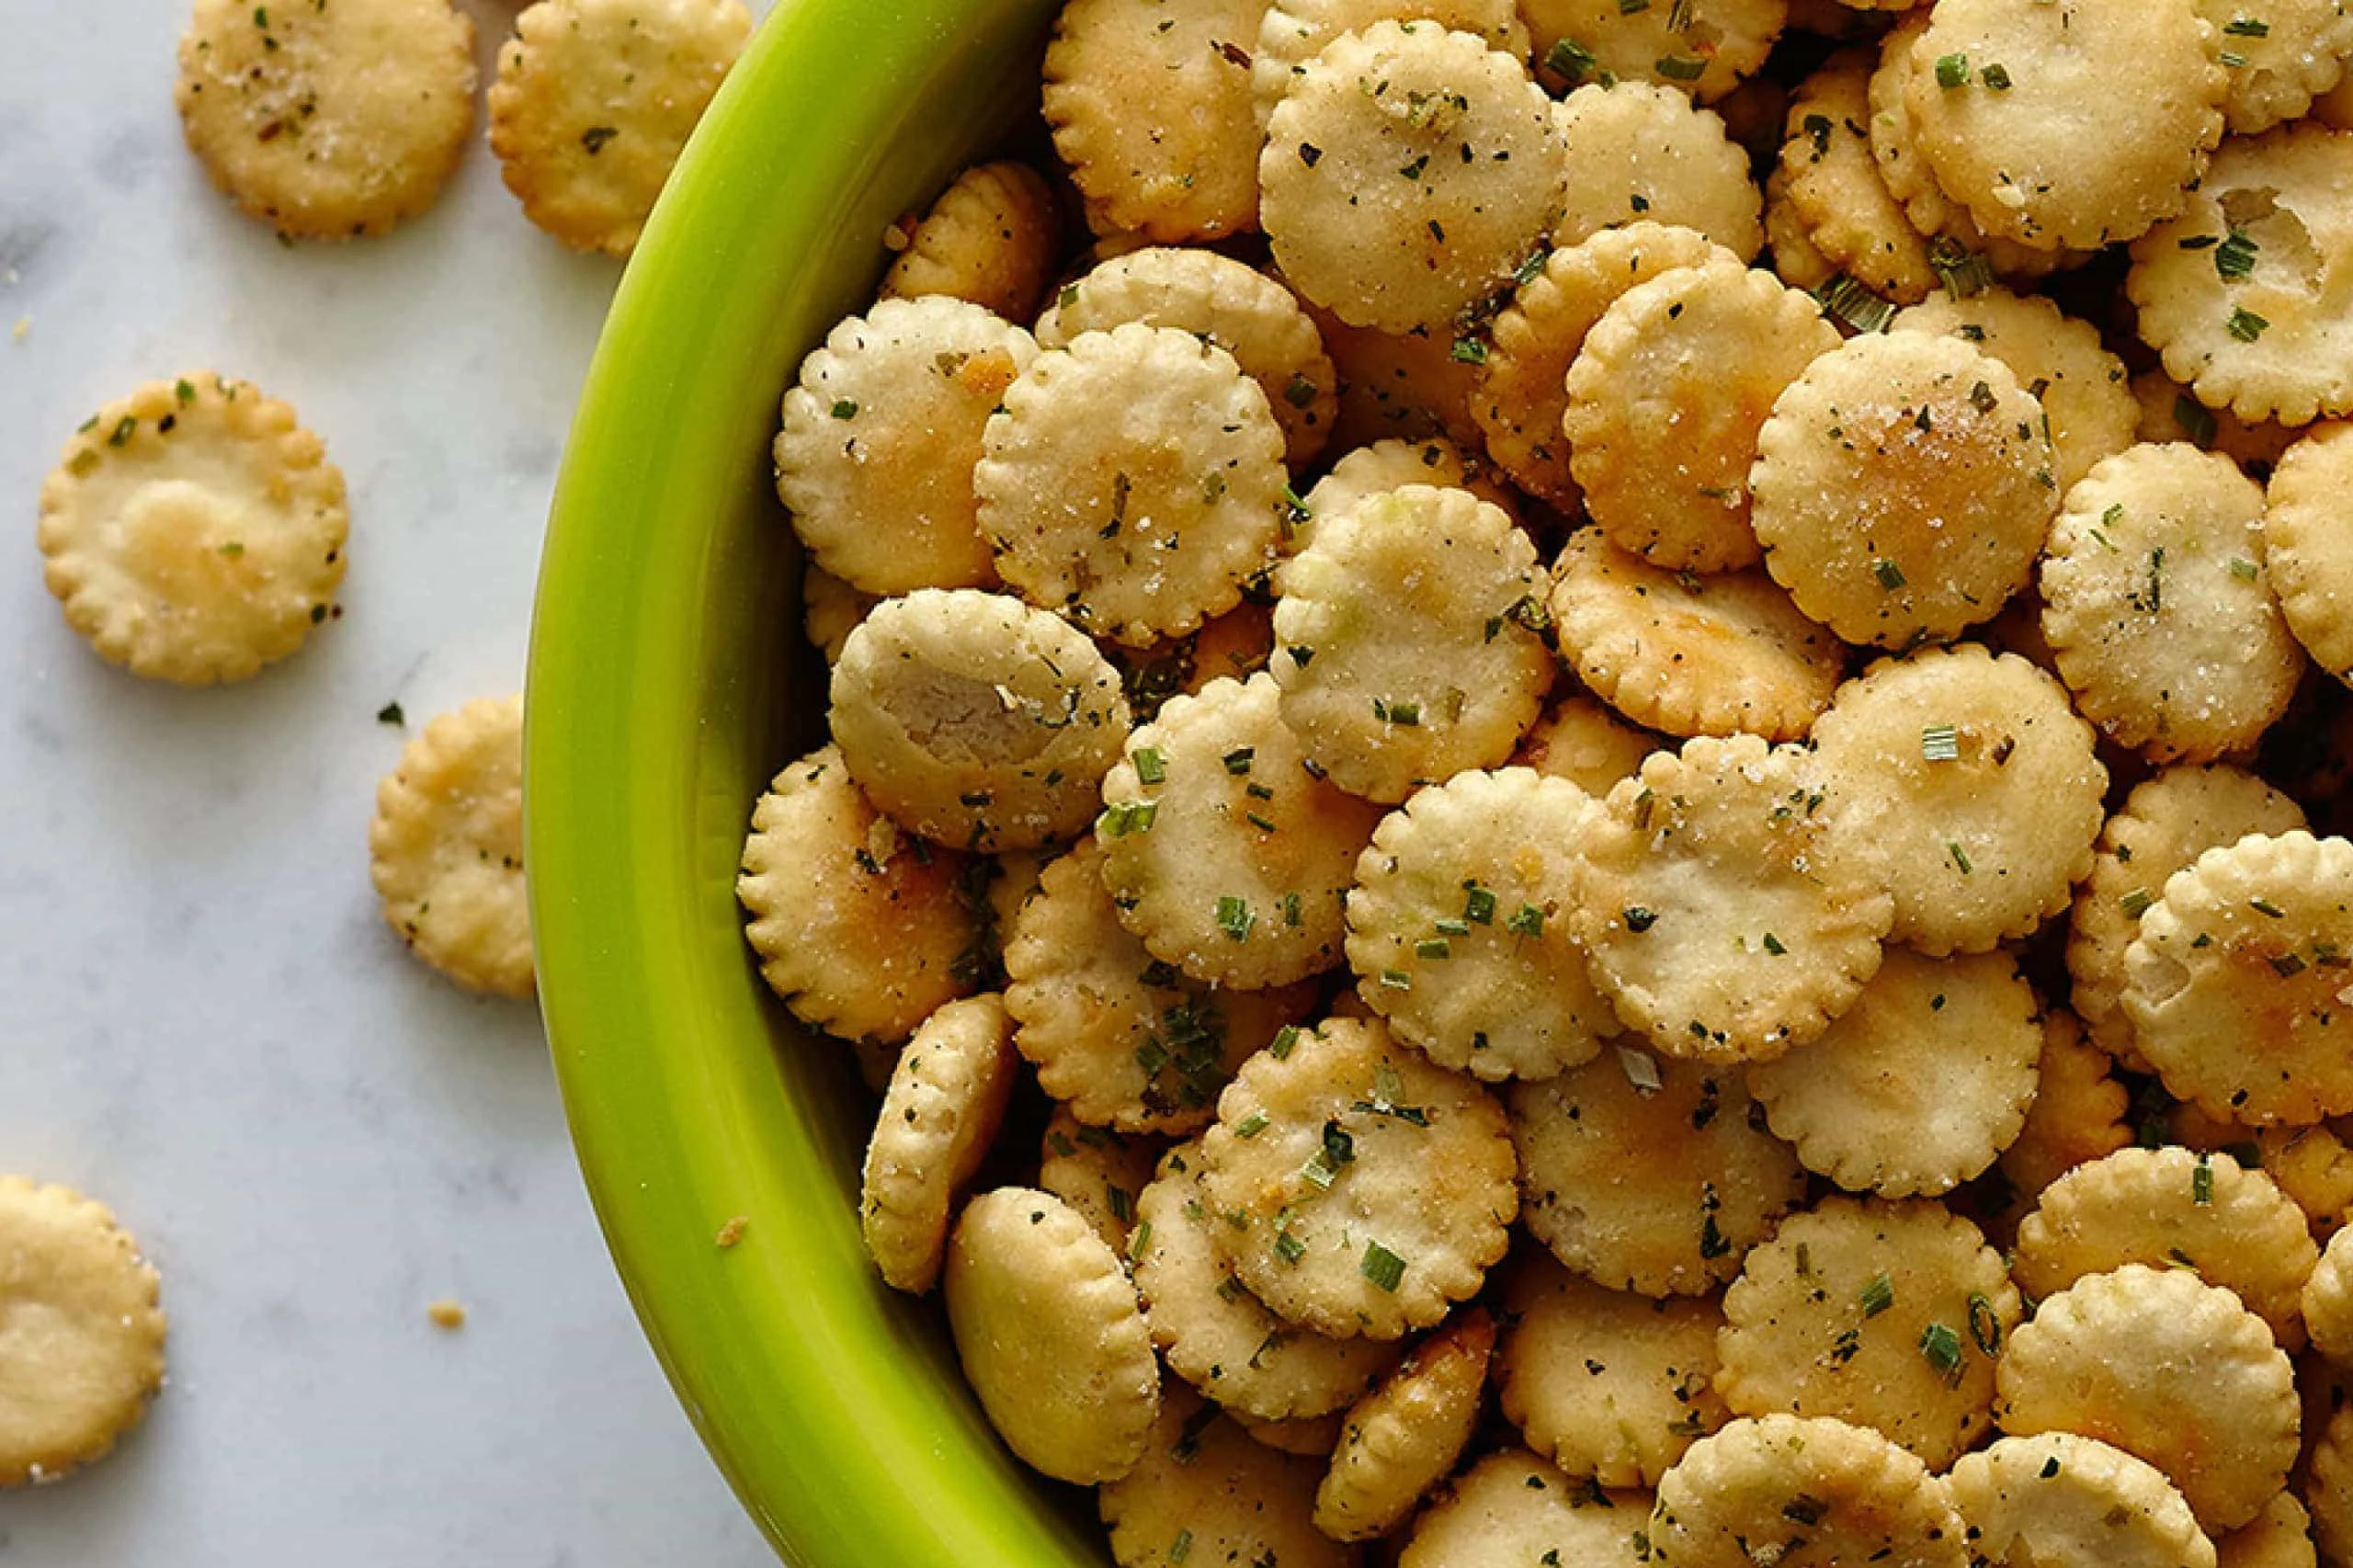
[2251,897,2288,918]
[1762,932,1787,956]
[828,398,858,419]
[1935,52,1970,87]
[1269,1024,1302,1061]
[2120,887,2157,919]
[2173,393,2218,446]
[1967,1291,2004,1357]
[1919,1321,1964,1379]
[1623,905,1659,933]
[174,378,197,403]
[1860,1273,1895,1317]
[2215,228,2260,280]
[2194,1153,2215,1206]
[1167,1527,1193,1562]
[1415,937,1452,960]
[2223,15,2270,33]
[1655,54,1706,80]
[1506,903,1545,939]
[1450,336,1488,366]
[1222,746,1255,775]
[1464,886,1498,926]
[1948,840,1973,875]
[2229,306,2271,343]
[1921,723,1960,762]
[1215,895,1255,942]
[1980,62,2012,89]
[1873,558,1907,590]
[1274,1230,1305,1264]
[1361,1242,1407,1292]
[376,700,405,726]
[108,415,136,448]
[1133,746,1167,786]
[1543,37,1599,83]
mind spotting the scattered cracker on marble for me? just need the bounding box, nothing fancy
[943,1187,1160,1485]
[1749,330,2056,649]
[977,324,1289,648]
[1748,947,2042,1198]
[38,374,347,686]
[175,0,476,240]
[1497,1251,1728,1487]
[1950,1432,2220,1568]
[737,744,985,1043]
[1313,1308,1494,1540]
[1043,0,1266,242]
[369,695,533,998]
[1098,1385,1355,1568]
[1563,259,1836,573]
[1397,1450,1652,1568]
[2127,125,2353,427]
[1996,1264,2300,1533]
[2041,444,2302,764]
[1522,0,1788,102]
[1270,484,1552,802]
[1550,83,1764,261]
[1717,1197,2019,1469]
[774,296,1036,596]
[861,995,1020,1293]
[1810,644,2107,957]
[487,0,750,256]
[0,1177,167,1490]
[1509,1048,1806,1297]
[1547,530,1846,744]
[879,161,1062,324]
[1039,246,1339,466]
[1576,734,1890,1062]
[1643,1414,1970,1568]
[830,589,1130,853]
[2265,423,2353,685]
[2014,1145,2319,1350]
[1259,21,1564,334]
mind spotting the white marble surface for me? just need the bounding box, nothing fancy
[1,2,774,1562]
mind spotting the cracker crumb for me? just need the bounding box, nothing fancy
[715,1215,749,1249]
[426,1298,467,1330]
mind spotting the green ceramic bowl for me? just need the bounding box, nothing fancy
[524,0,1102,1561]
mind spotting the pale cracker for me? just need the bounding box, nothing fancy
[1041,0,1266,241]
[2266,423,2353,684]
[1313,1309,1494,1540]
[977,324,1289,647]
[1643,1414,1970,1568]
[1037,1108,1163,1251]
[2260,1120,2353,1239]
[1270,484,1552,802]
[369,695,532,998]
[1108,599,1279,724]
[1717,1197,2018,1468]
[943,1187,1160,1484]
[1475,222,1731,508]
[1810,644,2108,956]
[2066,765,2306,1061]
[1308,304,1487,451]
[1950,1433,2220,1568]
[1762,167,1837,294]
[1003,838,1314,1133]
[2131,369,2303,478]
[1901,0,2225,252]
[1497,1251,1729,1487]
[1397,1451,1652,1568]
[176,0,475,240]
[1749,331,2057,648]
[774,296,1037,596]
[1131,1141,1400,1419]
[737,745,985,1044]
[1038,246,1339,466]
[860,994,1020,1293]
[2126,126,2353,426]
[1510,690,1660,798]
[2310,1404,2353,1568]
[1565,260,1838,573]
[1891,287,2138,494]
[2308,1227,2353,1367]
[1199,1016,1518,1339]
[2041,444,2303,763]
[1508,1047,1807,1297]
[1253,0,1530,124]
[1550,84,1765,263]
[2198,0,2353,134]
[1522,0,1788,103]
[1575,734,1891,1062]
[1995,1008,2133,1202]
[1098,1385,1358,1568]
[2218,1492,2317,1568]
[1344,767,1618,1082]
[1748,947,2043,1198]
[1259,22,1565,334]
[2123,831,2353,1127]
[879,161,1062,324]
[2015,1145,2320,1349]
[830,589,1131,852]
[37,373,347,686]
[801,565,876,665]
[1778,51,1938,305]
[0,1178,167,1489]
[1547,530,1846,744]
[1301,437,1519,528]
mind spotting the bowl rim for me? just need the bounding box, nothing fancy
[523,0,1099,1562]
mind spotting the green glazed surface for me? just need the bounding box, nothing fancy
[524,0,1102,1560]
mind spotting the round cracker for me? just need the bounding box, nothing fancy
[1950,1433,2220,1568]
[1644,1414,1970,1568]
[1270,484,1552,802]
[1037,1108,1164,1252]
[2041,444,2303,764]
[1995,1008,2134,1202]
[1108,598,1280,724]
[1810,644,2108,956]
[1749,330,2057,649]
[860,994,1020,1293]
[1575,734,1891,1062]
[943,1187,1160,1484]
[2266,423,2353,685]
[1301,436,1518,528]
[2199,0,2353,133]
[1550,84,1765,263]
[2218,1492,2317,1568]
[977,324,1290,647]
[369,695,532,998]
[2311,1404,2353,1568]
[1522,0,1787,103]
[879,161,1062,324]
[801,564,877,665]
[1310,305,1490,451]
[1564,259,1838,573]
[1399,1450,1651,1566]
[1509,1047,1808,1297]
[1761,166,1838,294]
[1259,22,1565,334]
[1995,1263,2300,1533]
[1254,0,1531,123]
[175,0,475,240]
[1099,1385,1356,1568]
[486,0,748,256]
[2131,368,2303,478]
[1778,52,1938,305]
[0,1178,167,1489]
[1510,690,1660,798]
[37,373,347,685]
[1313,1309,1495,1540]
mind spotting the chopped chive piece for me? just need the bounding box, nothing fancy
[1921,723,1960,761]
[1813,274,1896,334]
[1233,1111,1270,1139]
[108,415,136,448]
[1980,62,2012,89]
[1373,697,1422,726]
[2223,15,2269,33]
[2251,897,2287,918]
[2222,48,2250,65]
[1948,840,1973,875]
[174,378,197,403]
[1168,1527,1193,1562]
[1860,1273,1895,1316]
[1244,812,1278,834]
[2119,886,2157,919]
[2228,306,2270,342]
[1133,746,1167,785]
[2173,393,2218,446]
[2215,228,2259,279]
[1099,800,1159,836]
[1873,558,1907,590]
[1543,37,1599,82]
[1935,52,1969,87]
[1269,1024,1302,1061]
[1222,746,1254,774]
[2229,556,2259,581]
[1464,886,1497,925]
[1279,891,1302,927]
[1360,1242,1407,1292]
[1379,969,1413,991]
[1434,917,1471,937]
[1215,895,1255,941]
[1654,54,1706,80]
[1450,336,1488,365]
[1283,374,1319,409]
[1415,937,1452,960]
[1506,903,1545,938]
[1967,1291,2003,1356]
[1919,1321,1964,1378]
[1274,1230,1305,1264]
[1127,1220,1153,1263]
[2194,1153,2215,1205]
[829,398,858,419]
[1928,236,1994,299]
